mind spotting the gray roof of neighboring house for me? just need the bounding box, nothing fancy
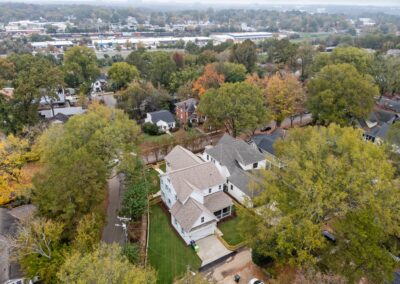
[148,110,176,124]
[365,122,392,139]
[39,107,86,119]
[229,168,263,198]
[175,98,197,113]
[206,134,265,168]
[164,145,203,171]
[378,97,400,113]
[204,191,233,213]
[171,198,216,232]
[368,109,398,124]
[205,134,265,198]
[167,161,226,201]
[48,113,69,123]
[251,129,285,155]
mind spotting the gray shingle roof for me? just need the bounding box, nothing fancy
[206,134,265,168]
[205,134,266,198]
[171,198,217,232]
[148,110,176,124]
[204,191,233,213]
[251,129,285,155]
[165,145,203,171]
[167,161,225,201]
[175,98,197,113]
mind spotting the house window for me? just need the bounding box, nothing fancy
[168,198,171,205]
[206,155,209,160]
[219,185,221,190]
[181,227,184,234]
[230,185,233,190]
[201,217,204,223]
[174,218,178,225]
[253,162,258,169]
[209,188,212,194]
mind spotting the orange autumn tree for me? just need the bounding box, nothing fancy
[192,64,224,96]
[245,73,269,89]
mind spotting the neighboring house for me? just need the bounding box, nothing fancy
[145,110,176,132]
[175,98,199,124]
[91,73,108,93]
[160,145,233,244]
[358,109,400,145]
[202,134,267,205]
[377,96,400,114]
[48,113,70,124]
[38,106,86,119]
[250,128,286,169]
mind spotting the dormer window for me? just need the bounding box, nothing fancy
[201,217,204,223]
[209,188,212,194]
[253,162,258,169]
[219,185,221,190]
[206,154,209,160]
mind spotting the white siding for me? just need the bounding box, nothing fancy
[227,181,249,205]
[202,184,224,197]
[189,222,216,241]
[160,175,177,209]
[238,160,266,171]
[144,113,152,123]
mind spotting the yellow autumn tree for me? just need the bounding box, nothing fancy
[265,73,305,127]
[0,135,31,204]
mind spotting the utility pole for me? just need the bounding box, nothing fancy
[115,216,131,244]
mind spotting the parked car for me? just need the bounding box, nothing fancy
[249,279,264,284]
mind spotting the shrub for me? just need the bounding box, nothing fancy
[142,122,159,136]
[122,243,141,264]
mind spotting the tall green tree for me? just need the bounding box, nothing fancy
[239,125,399,283]
[33,104,141,234]
[57,243,157,284]
[63,46,100,93]
[230,39,257,72]
[214,62,247,83]
[198,82,269,137]
[308,63,379,126]
[108,62,139,90]
[142,51,177,88]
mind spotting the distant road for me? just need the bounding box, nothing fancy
[92,93,117,108]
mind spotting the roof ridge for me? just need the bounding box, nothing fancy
[167,160,212,175]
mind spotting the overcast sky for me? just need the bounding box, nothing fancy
[2,0,400,6]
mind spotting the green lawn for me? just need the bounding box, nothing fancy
[147,168,160,195]
[148,205,201,284]
[218,215,244,246]
[142,133,169,143]
[159,162,166,172]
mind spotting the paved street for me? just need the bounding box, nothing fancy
[101,171,126,244]
[93,93,117,108]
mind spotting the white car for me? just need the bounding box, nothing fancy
[249,279,264,284]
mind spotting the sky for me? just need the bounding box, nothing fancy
[2,0,400,7]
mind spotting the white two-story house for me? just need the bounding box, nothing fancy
[160,145,233,244]
[202,134,267,205]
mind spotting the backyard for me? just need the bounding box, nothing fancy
[218,214,244,246]
[148,204,201,284]
[146,168,161,195]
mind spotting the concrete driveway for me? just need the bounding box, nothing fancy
[196,235,232,266]
[202,248,268,284]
